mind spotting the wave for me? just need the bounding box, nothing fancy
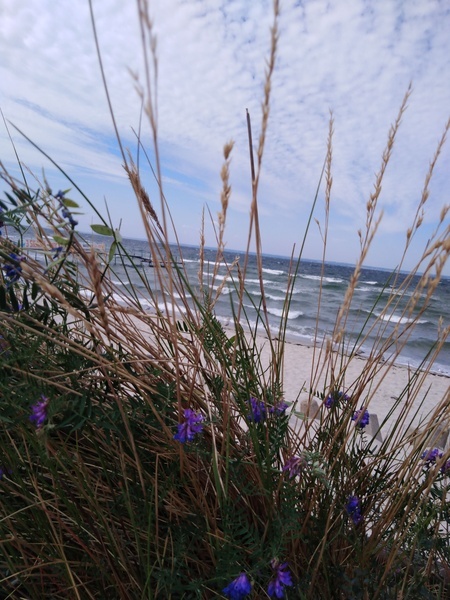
[262,268,284,276]
[203,260,230,268]
[212,285,232,295]
[245,278,274,286]
[356,286,382,292]
[300,274,344,284]
[265,293,288,301]
[203,272,227,281]
[376,313,430,325]
[267,307,303,320]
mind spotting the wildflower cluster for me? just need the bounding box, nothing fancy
[30,395,49,429]
[270,400,289,415]
[173,408,204,443]
[268,560,294,598]
[247,397,288,423]
[248,396,267,422]
[421,447,443,463]
[223,561,293,599]
[352,407,370,429]
[2,252,26,286]
[282,454,306,479]
[346,495,363,525]
[223,572,252,599]
[324,390,349,408]
[421,447,450,474]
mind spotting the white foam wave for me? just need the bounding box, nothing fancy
[212,285,232,295]
[300,274,343,284]
[203,272,235,282]
[377,313,429,325]
[356,286,381,292]
[245,278,273,286]
[267,307,303,319]
[262,268,284,275]
[203,260,229,268]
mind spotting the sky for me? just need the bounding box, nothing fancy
[1,0,449,274]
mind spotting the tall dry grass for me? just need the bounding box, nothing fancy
[1,1,450,598]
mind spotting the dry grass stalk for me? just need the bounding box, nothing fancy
[218,140,234,253]
[125,159,163,235]
[86,249,112,343]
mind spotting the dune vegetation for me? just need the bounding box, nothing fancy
[1,1,450,598]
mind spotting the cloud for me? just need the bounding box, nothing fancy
[0,0,449,272]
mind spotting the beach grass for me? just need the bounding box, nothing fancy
[1,1,450,598]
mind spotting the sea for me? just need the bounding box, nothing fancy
[20,232,450,377]
[105,236,450,378]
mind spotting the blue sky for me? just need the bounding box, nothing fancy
[1,0,449,274]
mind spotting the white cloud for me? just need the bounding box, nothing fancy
[0,0,449,272]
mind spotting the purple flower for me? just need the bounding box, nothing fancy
[268,560,293,598]
[352,407,370,429]
[248,397,266,423]
[173,409,204,443]
[55,189,78,227]
[441,459,450,475]
[222,572,252,599]
[30,395,49,429]
[52,246,64,260]
[421,447,443,464]
[270,401,289,415]
[2,252,25,285]
[282,455,306,479]
[346,495,363,525]
[324,391,349,408]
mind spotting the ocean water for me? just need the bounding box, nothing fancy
[104,237,450,377]
[19,231,449,377]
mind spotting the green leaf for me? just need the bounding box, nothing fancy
[62,198,79,208]
[108,241,117,264]
[91,224,114,236]
[53,235,69,246]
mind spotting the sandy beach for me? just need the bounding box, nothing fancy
[113,310,449,447]
[253,332,450,444]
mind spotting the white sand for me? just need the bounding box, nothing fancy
[116,311,449,446]
[253,332,450,443]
